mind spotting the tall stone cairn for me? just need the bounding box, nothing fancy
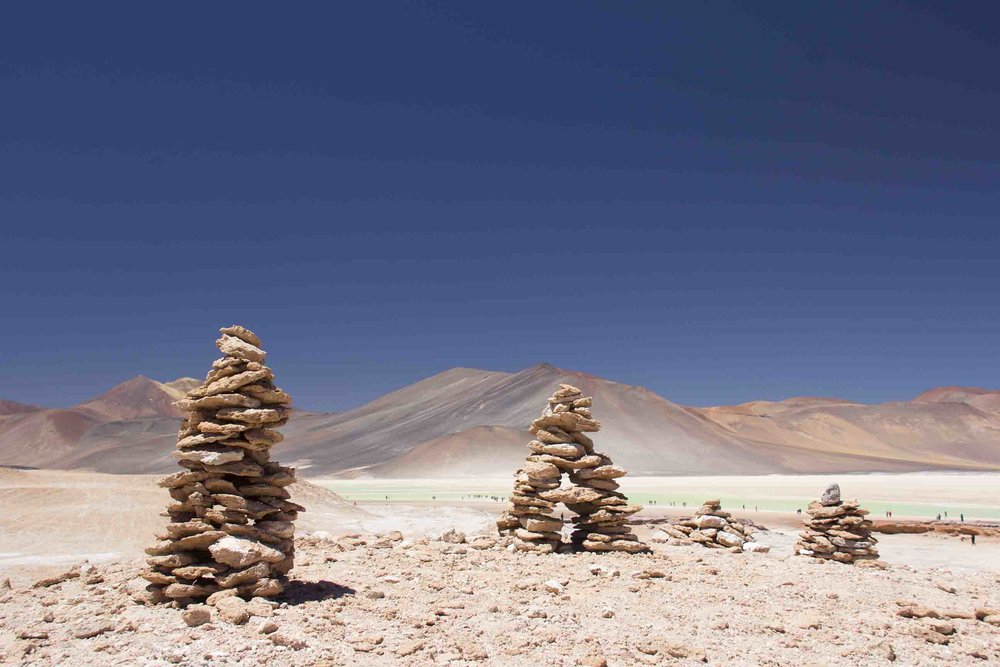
[141,325,301,604]
[496,383,647,554]
[794,483,879,564]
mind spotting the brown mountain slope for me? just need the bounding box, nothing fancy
[0,399,45,416]
[368,425,529,477]
[913,386,1000,413]
[281,363,791,476]
[157,377,201,401]
[2,369,999,477]
[76,376,187,420]
[0,409,104,468]
[0,376,191,470]
[695,395,1000,471]
[281,364,975,477]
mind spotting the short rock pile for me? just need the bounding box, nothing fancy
[141,325,302,605]
[497,383,647,554]
[663,499,768,552]
[794,483,879,564]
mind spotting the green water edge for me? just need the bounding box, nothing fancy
[314,479,1000,520]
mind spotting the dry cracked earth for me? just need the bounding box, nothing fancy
[1,532,998,666]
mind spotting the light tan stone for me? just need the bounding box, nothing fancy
[217,334,267,363]
[219,325,262,347]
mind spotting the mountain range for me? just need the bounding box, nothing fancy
[1,364,998,477]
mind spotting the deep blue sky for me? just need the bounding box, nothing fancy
[2,2,998,411]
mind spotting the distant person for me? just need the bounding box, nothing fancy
[960,513,964,522]
[936,514,941,521]
[971,534,976,546]
[796,509,801,515]
[944,511,948,518]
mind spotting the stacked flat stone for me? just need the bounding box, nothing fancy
[141,325,302,605]
[664,499,768,552]
[794,483,879,564]
[497,384,647,554]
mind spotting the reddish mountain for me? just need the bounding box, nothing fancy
[76,376,187,420]
[0,376,191,470]
[1,371,999,477]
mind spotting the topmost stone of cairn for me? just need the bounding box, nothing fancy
[820,483,841,506]
[219,325,262,348]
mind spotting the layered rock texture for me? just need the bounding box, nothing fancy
[141,326,301,604]
[794,483,879,564]
[661,499,769,552]
[497,384,647,554]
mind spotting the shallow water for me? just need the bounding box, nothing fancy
[313,472,1000,520]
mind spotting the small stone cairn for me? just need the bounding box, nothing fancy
[794,483,879,564]
[663,499,768,552]
[142,325,302,604]
[497,384,647,554]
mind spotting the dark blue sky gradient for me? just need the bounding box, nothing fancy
[1,2,998,410]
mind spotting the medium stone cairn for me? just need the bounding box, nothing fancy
[794,483,879,564]
[663,499,769,552]
[497,384,647,554]
[141,325,301,604]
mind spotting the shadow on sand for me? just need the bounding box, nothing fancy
[279,579,356,605]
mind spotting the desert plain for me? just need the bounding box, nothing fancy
[1,467,998,666]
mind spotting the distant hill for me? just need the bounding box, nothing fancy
[0,376,188,470]
[283,365,999,477]
[912,386,1000,413]
[0,399,44,416]
[280,363,788,476]
[694,395,1000,472]
[1,367,998,477]
[76,375,193,420]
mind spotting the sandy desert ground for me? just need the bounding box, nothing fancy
[1,469,999,665]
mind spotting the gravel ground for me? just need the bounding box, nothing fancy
[1,532,998,666]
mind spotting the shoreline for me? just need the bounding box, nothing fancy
[311,471,1000,521]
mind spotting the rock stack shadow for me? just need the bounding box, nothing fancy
[279,580,356,605]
